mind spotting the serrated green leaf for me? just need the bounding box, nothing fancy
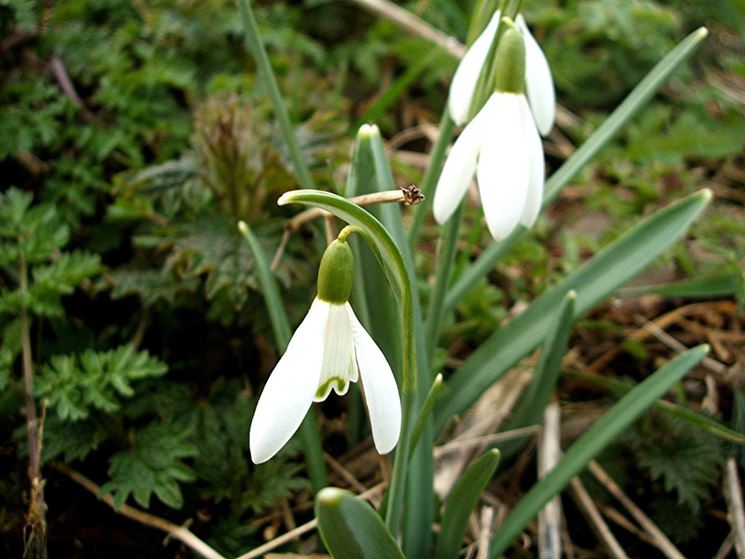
[315,487,405,559]
[36,345,168,420]
[101,422,198,510]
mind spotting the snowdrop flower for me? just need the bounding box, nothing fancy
[249,237,401,464]
[448,10,555,136]
[434,19,544,241]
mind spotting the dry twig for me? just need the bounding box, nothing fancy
[55,464,226,559]
[538,403,562,559]
[724,458,745,558]
[589,461,685,559]
[568,478,629,559]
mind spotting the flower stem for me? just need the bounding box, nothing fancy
[423,203,463,361]
[235,0,315,190]
[407,110,455,248]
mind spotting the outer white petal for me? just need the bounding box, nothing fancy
[315,302,357,402]
[249,298,327,464]
[476,93,531,240]
[517,95,545,227]
[433,111,483,225]
[517,14,555,136]
[448,10,500,125]
[346,305,401,454]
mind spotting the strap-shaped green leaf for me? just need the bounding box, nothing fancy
[315,487,405,559]
[435,189,711,433]
[499,291,576,458]
[436,449,500,559]
[488,345,708,557]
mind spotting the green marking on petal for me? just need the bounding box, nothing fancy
[316,376,351,400]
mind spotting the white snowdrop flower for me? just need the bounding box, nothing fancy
[435,20,544,241]
[249,238,401,464]
[447,10,555,135]
[516,14,556,136]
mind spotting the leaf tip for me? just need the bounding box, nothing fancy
[358,123,380,138]
[237,221,248,234]
[695,26,709,40]
[277,191,295,206]
[317,487,346,507]
[700,188,713,203]
[566,289,577,300]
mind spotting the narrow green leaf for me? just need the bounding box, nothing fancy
[436,449,500,559]
[488,346,708,557]
[409,374,446,455]
[506,291,576,433]
[620,269,745,299]
[316,487,405,559]
[444,27,709,314]
[238,222,327,492]
[435,190,711,433]
[567,369,745,445]
[235,0,314,190]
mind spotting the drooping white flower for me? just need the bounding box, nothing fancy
[447,10,555,136]
[435,21,544,241]
[249,239,401,464]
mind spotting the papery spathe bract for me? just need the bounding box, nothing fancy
[434,90,544,241]
[249,297,402,464]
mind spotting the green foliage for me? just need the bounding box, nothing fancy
[101,422,198,510]
[629,413,727,511]
[36,345,167,421]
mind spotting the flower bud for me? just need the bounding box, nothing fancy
[316,239,354,304]
[493,18,526,94]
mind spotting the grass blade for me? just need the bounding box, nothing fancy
[488,345,709,557]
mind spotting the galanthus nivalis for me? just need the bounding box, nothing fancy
[434,18,544,241]
[448,10,555,136]
[249,237,401,464]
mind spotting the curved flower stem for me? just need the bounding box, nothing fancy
[278,189,418,537]
[235,0,315,190]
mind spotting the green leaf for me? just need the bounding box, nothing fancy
[501,291,576,455]
[36,345,168,421]
[488,345,708,557]
[436,190,711,433]
[620,268,745,299]
[101,422,198,510]
[315,487,405,559]
[436,449,500,559]
[567,369,745,445]
[631,413,726,512]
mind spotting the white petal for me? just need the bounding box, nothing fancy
[433,111,484,225]
[315,302,358,402]
[476,94,531,240]
[517,95,545,228]
[517,14,555,136]
[448,11,501,125]
[347,305,401,454]
[249,298,327,464]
